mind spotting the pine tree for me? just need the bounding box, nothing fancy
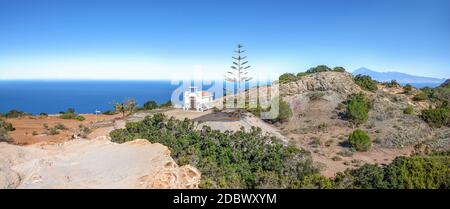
[225,44,252,112]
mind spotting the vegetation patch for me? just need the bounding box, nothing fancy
[382,80,400,88]
[0,119,15,142]
[334,154,450,189]
[348,129,372,152]
[403,105,414,115]
[421,108,450,128]
[2,109,29,118]
[353,75,378,91]
[110,113,318,189]
[346,93,371,125]
[278,65,346,84]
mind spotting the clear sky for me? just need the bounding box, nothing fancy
[0,0,449,80]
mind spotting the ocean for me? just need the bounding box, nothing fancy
[0,80,215,114]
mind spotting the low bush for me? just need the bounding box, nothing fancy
[2,109,29,118]
[353,75,378,91]
[332,66,346,72]
[143,100,158,110]
[334,153,450,189]
[102,110,115,115]
[348,129,372,152]
[383,80,400,88]
[300,174,334,189]
[159,100,172,108]
[276,99,293,122]
[279,73,297,84]
[403,84,413,94]
[54,123,68,130]
[0,119,14,142]
[421,108,450,128]
[346,93,371,125]
[0,119,15,131]
[296,72,308,78]
[403,105,414,115]
[306,65,331,74]
[74,115,85,121]
[48,127,60,135]
[308,92,325,101]
[413,91,428,101]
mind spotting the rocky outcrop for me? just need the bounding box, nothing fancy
[0,137,201,189]
[280,71,361,96]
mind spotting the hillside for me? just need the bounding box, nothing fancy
[0,137,200,189]
[273,71,449,176]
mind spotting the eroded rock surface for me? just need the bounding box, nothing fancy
[0,138,200,189]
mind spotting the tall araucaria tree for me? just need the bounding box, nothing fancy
[225,44,252,113]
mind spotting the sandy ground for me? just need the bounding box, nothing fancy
[5,114,121,145]
[0,137,200,189]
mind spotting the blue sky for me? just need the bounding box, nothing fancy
[0,0,449,80]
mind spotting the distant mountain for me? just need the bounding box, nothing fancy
[352,67,447,88]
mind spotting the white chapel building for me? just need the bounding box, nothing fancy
[183,87,213,112]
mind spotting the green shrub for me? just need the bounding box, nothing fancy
[48,127,60,135]
[276,99,293,122]
[308,92,325,100]
[334,164,386,189]
[403,84,413,94]
[0,128,12,142]
[74,115,85,121]
[102,110,115,115]
[59,108,85,121]
[346,93,370,125]
[32,131,38,136]
[54,123,68,130]
[413,91,428,101]
[403,105,414,115]
[296,72,308,78]
[159,100,172,108]
[0,119,15,131]
[279,73,297,84]
[59,112,77,119]
[334,153,450,189]
[348,129,372,152]
[109,113,318,188]
[332,66,346,72]
[383,80,400,88]
[384,155,450,189]
[306,65,331,74]
[301,174,334,189]
[143,100,158,110]
[421,108,450,128]
[353,75,378,91]
[2,109,28,118]
[0,119,14,142]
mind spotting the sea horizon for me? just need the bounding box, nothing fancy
[0,79,270,114]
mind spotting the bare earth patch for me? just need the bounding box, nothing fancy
[5,114,121,145]
[0,137,200,189]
